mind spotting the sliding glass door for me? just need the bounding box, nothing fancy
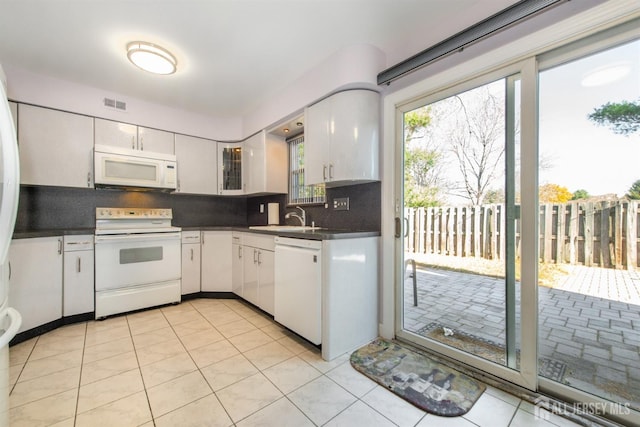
[537,36,640,416]
[394,20,640,424]
[396,64,537,389]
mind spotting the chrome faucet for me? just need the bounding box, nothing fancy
[285,206,306,226]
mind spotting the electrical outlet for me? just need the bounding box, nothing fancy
[333,197,350,211]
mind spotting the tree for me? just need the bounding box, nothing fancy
[627,179,640,200]
[403,107,447,207]
[587,100,640,136]
[539,183,572,203]
[447,84,506,205]
[571,189,590,200]
[404,108,431,141]
[484,189,505,204]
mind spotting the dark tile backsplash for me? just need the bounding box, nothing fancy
[15,186,248,232]
[15,181,380,232]
[247,182,381,231]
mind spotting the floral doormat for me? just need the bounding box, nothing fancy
[350,338,486,417]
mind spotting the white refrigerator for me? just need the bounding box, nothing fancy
[0,65,22,427]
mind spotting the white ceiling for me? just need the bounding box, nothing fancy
[0,0,520,118]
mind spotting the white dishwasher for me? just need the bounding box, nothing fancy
[274,237,322,345]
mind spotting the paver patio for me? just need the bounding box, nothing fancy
[402,263,640,410]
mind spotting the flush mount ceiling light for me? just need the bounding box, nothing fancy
[127,41,177,75]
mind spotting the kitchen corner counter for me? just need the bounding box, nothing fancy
[244,227,379,240]
[12,228,95,239]
[179,226,379,240]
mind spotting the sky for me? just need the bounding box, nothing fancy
[538,39,640,198]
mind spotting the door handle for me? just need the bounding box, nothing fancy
[77,256,81,273]
[395,217,401,238]
[8,261,11,280]
[190,248,194,261]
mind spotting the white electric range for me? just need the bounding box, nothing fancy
[94,207,181,318]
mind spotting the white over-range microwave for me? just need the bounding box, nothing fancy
[94,144,177,191]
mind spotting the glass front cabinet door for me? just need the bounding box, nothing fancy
[218,142,243,195]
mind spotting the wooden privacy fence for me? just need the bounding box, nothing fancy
[404,200,640,270]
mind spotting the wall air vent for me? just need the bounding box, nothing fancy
[103,97,127,111]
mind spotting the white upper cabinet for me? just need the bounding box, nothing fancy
[243,130,287,195]
[138,126,175,154]
[18,104,94,188]
[9,101,17,132]
[304,89,380,187]
[217,142,243,195]
[94,118,174,154]
[174,134,218,195]
[94,118,137,150]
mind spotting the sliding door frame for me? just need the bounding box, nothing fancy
[394,59,539,391]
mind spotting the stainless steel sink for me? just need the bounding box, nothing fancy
[248,225,324,232]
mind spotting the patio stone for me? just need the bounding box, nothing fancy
[403,262,640,409]
[556,344,582,358]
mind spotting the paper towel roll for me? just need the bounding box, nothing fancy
[267,203,280,225]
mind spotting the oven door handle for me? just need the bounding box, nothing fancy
[95,233,181,244]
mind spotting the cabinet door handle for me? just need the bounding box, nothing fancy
[323,165,327,181]
[329,164,334,179]
[257,250,262,265]
[131,136,135,150]
[77,256,81,273]
[58,239,62,255]
[190,248,194,261]
[140,138,144,151]
[253,249,258,264]
[8,261,11,281]
[238,246,242,259]
[177,179,180,192]
[87,172,91,187]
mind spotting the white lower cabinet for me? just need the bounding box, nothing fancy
[9,237,63,333]
[241,234,275,315]
[201,231,232,292]
[232,233,244,297]
[63,235,94,316]
[181,231,202,295]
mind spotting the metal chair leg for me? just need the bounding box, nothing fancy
[405,258,417,306]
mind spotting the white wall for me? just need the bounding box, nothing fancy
[5,43,387,142]
[242,44,386,136]
[4,64,242,141]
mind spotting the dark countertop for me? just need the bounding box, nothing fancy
[13,228,95,239]
[13,226,379,241]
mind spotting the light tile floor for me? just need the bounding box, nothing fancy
[9,298,585,427]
